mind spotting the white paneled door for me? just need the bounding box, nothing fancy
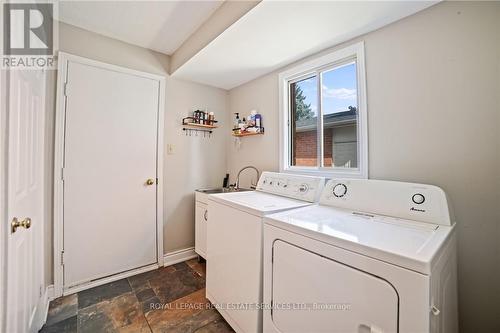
[6,69,46,333]
[61,57,162,289]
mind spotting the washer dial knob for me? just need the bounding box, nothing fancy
[412,193,425,205]
[298,184,309,193]
[332,183,347,198]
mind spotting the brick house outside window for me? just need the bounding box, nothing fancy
[293,109,357,168]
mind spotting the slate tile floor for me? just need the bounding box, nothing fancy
[40,259,234,333]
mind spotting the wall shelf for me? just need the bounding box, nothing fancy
[184,123,218,129]
[232,131,264,137]
[182,116,218,137]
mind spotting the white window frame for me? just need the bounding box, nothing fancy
[279,41,368,179]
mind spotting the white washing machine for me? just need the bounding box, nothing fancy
[207,172,325,333]
[263,179,458,333]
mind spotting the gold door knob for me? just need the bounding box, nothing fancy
[146,179,155,186]
[11,217,32,233]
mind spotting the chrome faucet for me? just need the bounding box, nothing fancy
[235,166,260,190]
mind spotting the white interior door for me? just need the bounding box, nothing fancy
[6,69,46,333]
[62,60,160,288]
[272,240,399,333]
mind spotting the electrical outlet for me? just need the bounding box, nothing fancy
[167,144,175,155]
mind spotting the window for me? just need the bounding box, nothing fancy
[279,42,367,178]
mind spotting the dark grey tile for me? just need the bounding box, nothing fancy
[78,278,131,309]
[195,318,235,333]
[166,309,223,333]
[39,315,77,333]
[129,279,152,294]
[46,294,77,326]
[173,262,188,271]
[141,296,162,314]
[78,292,150,333]
[136,288,156,302]
[149,268,205,303]
[128,267,175,292]
[41,260,232,333]
[78,304,116,333]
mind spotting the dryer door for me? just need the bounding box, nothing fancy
[272,240,399,333]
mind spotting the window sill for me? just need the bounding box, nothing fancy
[282,167,367,180]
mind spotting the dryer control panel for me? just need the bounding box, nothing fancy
[257,172,325,203]
[320,179,453,226]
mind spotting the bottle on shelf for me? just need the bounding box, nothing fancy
[233,113,240,129]
[255,113,262,130]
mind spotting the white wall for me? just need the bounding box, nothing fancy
[44,22,228,284]
[227,2,500,332]
[227,73,279,187]
[163,78,228,252]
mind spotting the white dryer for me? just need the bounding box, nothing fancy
[263,179,458,333]
[207,172,325,333]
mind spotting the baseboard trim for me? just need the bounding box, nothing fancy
[42,248,196,310]
[47,285,55,301]
[63,264,159,296]
[163,247,197,267]
[37,285,55,330]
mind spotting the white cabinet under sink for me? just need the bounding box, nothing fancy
[195,202,208,258]
[195,191,209,259]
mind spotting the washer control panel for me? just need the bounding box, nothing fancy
[332,183,348,198]
[320,179,452,226]
[412,193,425,205]
[257,172,325,202]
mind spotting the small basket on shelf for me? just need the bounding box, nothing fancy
[232,111,264,137]
[232,126,264,137]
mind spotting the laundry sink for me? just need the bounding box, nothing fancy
[195,187,253,204]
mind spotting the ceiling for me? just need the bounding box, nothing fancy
[58,0,223,55]
[172,1,437,90]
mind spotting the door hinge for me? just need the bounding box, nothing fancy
[270,299,273,316]
[60,251,64,266]
[64,82,69,97]
[61,167,65,181]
